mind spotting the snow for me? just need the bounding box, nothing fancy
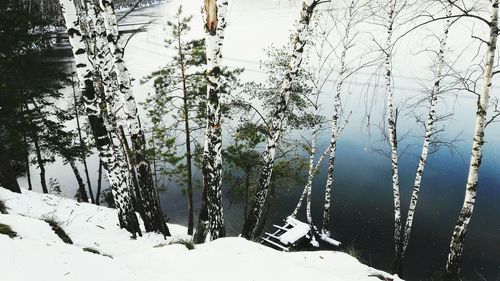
[279,216,311,245]
[320,231,341,247]
[0,187,402,281]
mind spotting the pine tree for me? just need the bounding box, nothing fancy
[0,0,60,193]
[144,7,206,235]
[144,6,241,236]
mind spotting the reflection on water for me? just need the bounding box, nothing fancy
[161,91,500,280]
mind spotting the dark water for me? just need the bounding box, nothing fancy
[161,102,500,281]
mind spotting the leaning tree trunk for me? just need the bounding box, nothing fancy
[242,0,321,240]
[291,105,329,228]
[397,4,452,271]
[99,0,169,236]
[444,1,498,279]
[58,0,141,236]
[305,124,317,226]
[91,9,146,236]
[71,75,95,203]
[68,159,89,202]
[291,123,318,224]
[195,0,229,242]
[321,15,351,235]
[381,0,403,275]
[96,160,103,205]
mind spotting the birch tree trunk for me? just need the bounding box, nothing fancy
[380,0,404,274]
[58,0,141,236]
[92,12,145,236]
[305,127,318,226]
[291,105,329,227]
[321,64,344,237]
[23,135,33,191]
[195,0,229,242]
[396,4,452,271]
[321,8,352,234]
[444,1,498,279]
[291,122,318,224]
[99,0,169,236]
[242,0,321,240]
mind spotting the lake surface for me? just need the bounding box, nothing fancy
[158,97,500,281]
[29,1,500,280]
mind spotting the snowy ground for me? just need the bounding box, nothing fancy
[0,188,401,281]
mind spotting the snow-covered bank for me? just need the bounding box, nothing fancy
[0,188,401,281]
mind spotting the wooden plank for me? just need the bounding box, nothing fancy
[272,224,291,231]
[260,237,289,251]
[264,232,281,240]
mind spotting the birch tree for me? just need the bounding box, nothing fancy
[144,6,239,235]
[378,0,406,274]
[58,0,141,236]
[194,0,229,242]
[98,0,169,236]
[444,0,498,279]
[242,0,323,241]
[395,3,453,273]
[365,0,409,273]
[291,108,327,227]
[320,0,365,237]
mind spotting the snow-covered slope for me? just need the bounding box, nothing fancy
[0,188,401,281]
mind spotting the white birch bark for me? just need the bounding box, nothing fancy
[58,0,141,236]
[242,0,321,240]
[321,0,355,234]
[197,0,228,241]
[399,4,452,262]
[99,0,169,236]
[381,0,404,273]
[445,1,498,279]
[291,117,319,225]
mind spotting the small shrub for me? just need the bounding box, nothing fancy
[43,217,73,244]
[0,200,7,214]
[343,245,366,264]
[83,247,113,258]
[83,247,100,254]
[367,273,394,281]
[0,223,17,238]
[101,189,115,208]
[168,238,195,250]
[48,178,62,195]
